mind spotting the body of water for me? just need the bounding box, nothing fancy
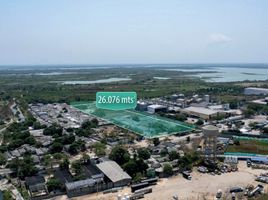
[162,66,268,82]
[1,64,268,82]
[55,77,131,85]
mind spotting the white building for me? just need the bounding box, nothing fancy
[182,106,219,120]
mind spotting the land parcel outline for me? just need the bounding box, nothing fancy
[71,102,195,138]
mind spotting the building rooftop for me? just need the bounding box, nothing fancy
[202,125,219,131]
[65,178,95,190]
[183,106,218,115]
[25,175,45,186]
[96,161,131,183]
[148,104,167,109]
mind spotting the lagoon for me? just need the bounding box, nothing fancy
[57,77,131,85]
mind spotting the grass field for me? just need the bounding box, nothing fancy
[226,139,268,155]
[71,101,195,138]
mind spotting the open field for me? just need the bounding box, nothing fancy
[226,140,268,155]
[71,102,194,138]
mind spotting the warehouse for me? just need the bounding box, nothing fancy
[147,104,167,114]
[136,101,149,111]
[96,160,131,187]
[182,106,219,120]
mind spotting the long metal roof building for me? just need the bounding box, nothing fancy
[96,160,131,186]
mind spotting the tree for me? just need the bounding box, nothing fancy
[43,124,63,137]
[178,152,201,171]
[0,152,7,166]
[50,142,63,153]
[263,127,268,134]
[81,153,90,163]
[137,148,150,160]
[91,118,99,126]
[53,152,66,160]
[62,134,75,145]
[186,136,191,143]
[175,113,187,121]
[123,159,148,178]
[8,156,37,179]
[3,190,13,200]
[153,138,160,146]
[109,146,130,166]
[163,163,173,176]
[43,154,53,171]
[123,160,137,177]
[47,178,62,192]
[60,158,69,170]
[92,142,106,157]
[71,160,82,175]
[195,119,204,126]
[244,108,255,118]
[160,149,168,157]
[169,151,179,161]
[133,172,143,182]
[234,140,240,145]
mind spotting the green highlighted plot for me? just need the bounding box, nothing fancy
[71,101,194,138]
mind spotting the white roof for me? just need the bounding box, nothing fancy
[96,161,131,183]
[183,106,218,115]
[148,104,166,109]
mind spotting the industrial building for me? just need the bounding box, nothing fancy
[182,106,219,120]
[136,101,150,111]
[56,158,132,198]
[244,87,268,95]
[147,104,167,114]
[96,160,132,187]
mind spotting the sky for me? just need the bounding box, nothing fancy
[0,0,267,65]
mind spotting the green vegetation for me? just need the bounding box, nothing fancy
[71,160,86,180]
[3,190,14,200]
[163,163,173,176]
[92,142,106,157]
[123,159,148,178]
[47,178,63,192]
[226,139,268,155]
[0,152,7,165]
[177,152,201,171]
[137,148,151,160]
[168,150,180,161]
[3,122,36,151]
[7,155,37,179]
[109,145,130,166]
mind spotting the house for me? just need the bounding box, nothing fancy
[25,175,48,197]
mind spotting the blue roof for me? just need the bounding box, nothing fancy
[251,157,268,163]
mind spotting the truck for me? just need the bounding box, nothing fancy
[248,184,263,197]
[182,171,192,180]
[230,186,243,193]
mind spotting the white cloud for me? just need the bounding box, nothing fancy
[209,33,232,44]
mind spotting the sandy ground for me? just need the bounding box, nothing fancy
[54,161,267,200]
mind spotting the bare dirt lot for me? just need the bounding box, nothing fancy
[55,161,268,200]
